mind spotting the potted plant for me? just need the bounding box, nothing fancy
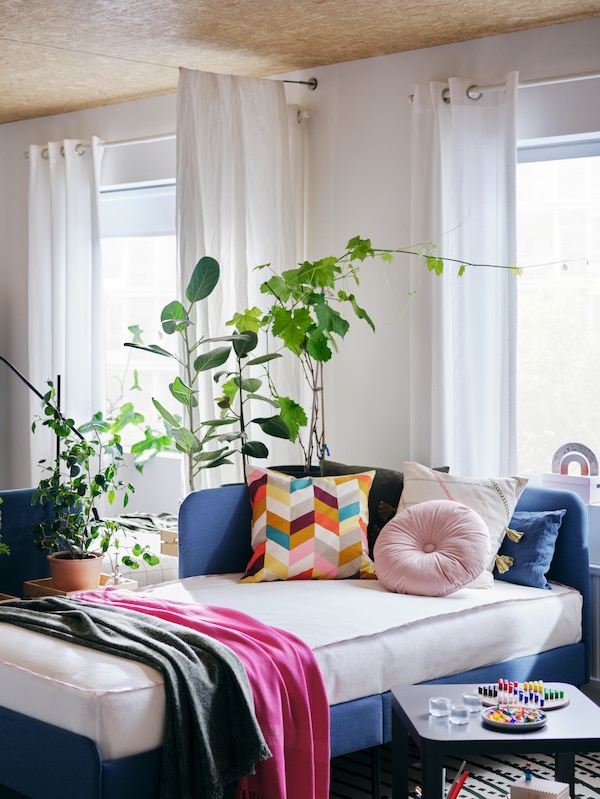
[229,236,442,473]
[125,239,491,483]
[32,382,158,591]
[125,255,293,492]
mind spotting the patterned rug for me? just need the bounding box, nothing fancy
[330,744,600,798]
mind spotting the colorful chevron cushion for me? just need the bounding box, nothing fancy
[241,467,377,582]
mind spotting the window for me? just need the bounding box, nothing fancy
[100,182,178,441]
[516,137,600,475]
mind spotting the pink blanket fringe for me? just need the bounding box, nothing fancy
[79,589,330,799]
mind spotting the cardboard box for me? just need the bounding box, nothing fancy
[23,573,138,598]
[510,776,569,799]
[160,528,178,556]
[542,472,600,505]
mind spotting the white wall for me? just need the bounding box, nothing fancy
[1,18,599,497]
[284,18,600,471]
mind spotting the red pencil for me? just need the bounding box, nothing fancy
[447,770,469,799]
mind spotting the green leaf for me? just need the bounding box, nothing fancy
[239,377,262,393]
[338,291,375,332]
[245,352,282,366]
[194,447,230,462]
[161,301,189,334]
[130,429,172,455]
[79,415,111,435]
[200,418,237,428]
[242,441,269,458]
[217,431,244,442]
[171,426,199,453]
[253,415,292,440]
[243,393,279,407]
[220,377,239,407]
[152,398,180,428]
[271,306,312,354]
[312,295,350,338]
[426,255,444,276]
[128,324,144,344]
[186,256,220,303]
[276,397,308,443]
[130,369,142,391]
[111,402,145,432]
[227,306,264,334]
[305,327,332,361]
[200,455,234,470]
[346,236,374,261]
[169,376,196,407]
[260,274,290,303]
[194,346,231,372]
[124,342,173,359]
[233,330,258,357]
[296,257,340,289]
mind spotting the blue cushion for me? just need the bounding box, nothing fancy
[494,509,566,589]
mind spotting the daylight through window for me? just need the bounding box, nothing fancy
[516,139,600,475]
[100,182,178,443]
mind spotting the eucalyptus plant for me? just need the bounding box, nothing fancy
[125,255,292,493]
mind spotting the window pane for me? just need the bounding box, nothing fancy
[100,184,178,442]
[516,154,600,474]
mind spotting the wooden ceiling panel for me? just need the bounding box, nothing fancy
[1,0,599,123]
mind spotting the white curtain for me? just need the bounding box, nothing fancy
[409,73,518,476]
[28,139,104,481]
[176,69,304,486]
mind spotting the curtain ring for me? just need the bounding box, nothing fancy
[466,85,483,101]
[41,148,49,160]
[441,87,451,104]
[75,143,86,156]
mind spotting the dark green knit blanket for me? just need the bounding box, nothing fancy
[0,597,271,799]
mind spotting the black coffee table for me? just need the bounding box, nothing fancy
[391,682,600,799]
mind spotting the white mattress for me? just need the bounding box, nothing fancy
[0,577,582,760]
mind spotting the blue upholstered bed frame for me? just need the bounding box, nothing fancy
[0,483,591,798]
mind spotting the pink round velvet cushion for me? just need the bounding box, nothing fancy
[373,499,491,597]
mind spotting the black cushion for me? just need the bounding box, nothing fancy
[320,460,449,556]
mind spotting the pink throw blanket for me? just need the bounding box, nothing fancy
[79,589,330,799]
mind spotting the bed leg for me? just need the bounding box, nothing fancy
[371,745,381,799]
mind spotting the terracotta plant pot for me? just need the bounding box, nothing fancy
[47,551,104,592]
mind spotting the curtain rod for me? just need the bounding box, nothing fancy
[468,68,600,99]
[409,67,600,102]
[24,76,317,157]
